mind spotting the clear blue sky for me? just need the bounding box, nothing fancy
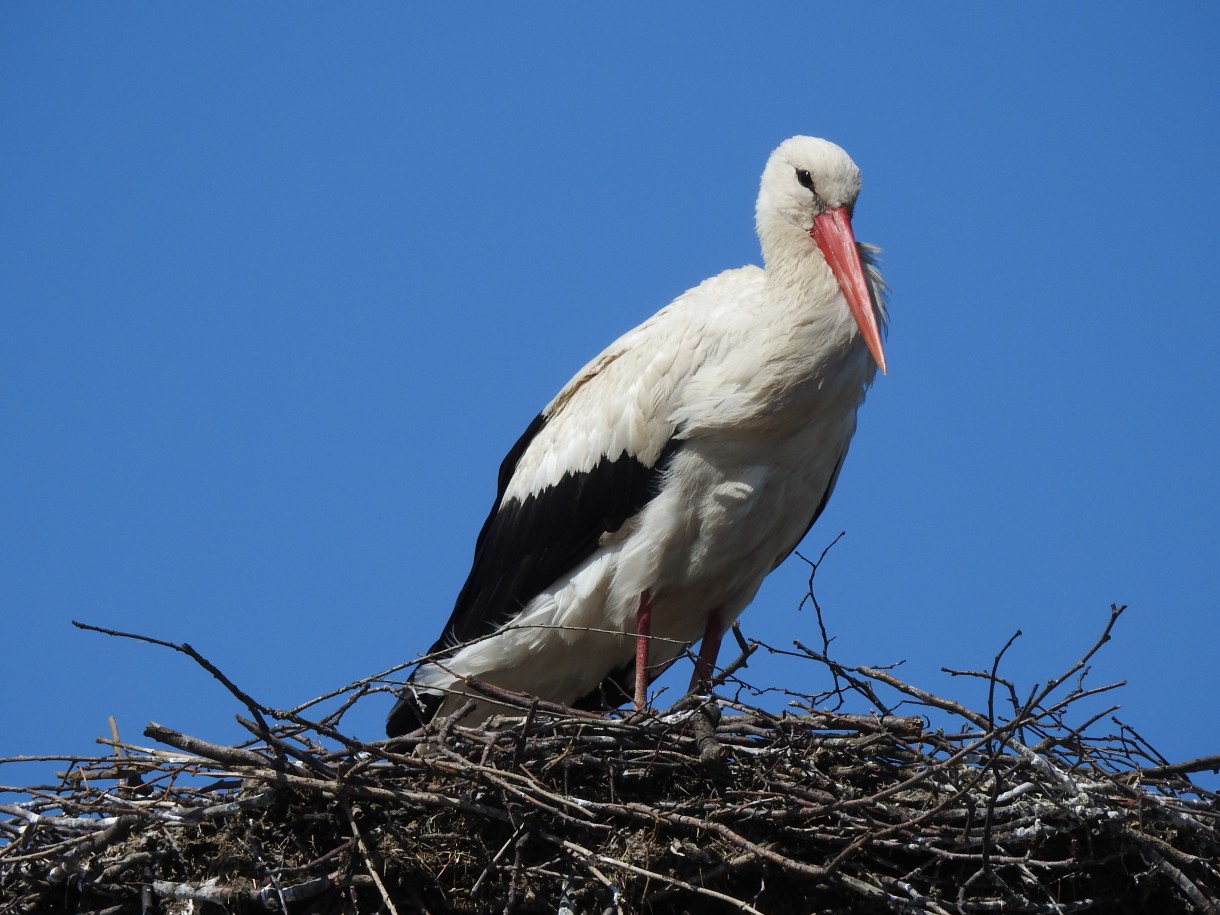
[4,7,1218,787]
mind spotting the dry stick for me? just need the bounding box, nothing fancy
[659,712,1008,845]
[1127,823,1216,870]
[575,859,622,914]
[1110,720,1172,773]
[73,621,270,731]
[641,849,763,908]
[880,872,956,915]
[1,817,138,866]
[1140,843,1220,914]
[465,767,603,829]
[989,609,1134,803]
[762,664,1130,871]
[341,798,402,915]
[1139,753,1220,780]
[469,830,519,899]
[1007,604,1128,750]
[711,700,923,737]
[981,628,1023,876]
[150,873,349,911]
[282,664,414,718]
[1032,702,1123,777]
[232,714,335,780]
[864,606,1130,743]
[143,723,270,771]
[853,662,991,730]
[836,870,890,903]
[1031,605,1126,708]
[811,731,1027,879]
[794,530,847,636]
[511,698,540,769]
[1112,714,1176,771]
[142,722,518,824]
[549,834,768,915]
[1037,678,1127,722]
[791,644,899,717]
[690,698,725,762]
[728,621,756,668]
[618,800,830,880]
[425,668,608,724]
[0,805,127,831]
[795,531,850,705]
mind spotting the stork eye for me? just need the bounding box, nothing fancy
[795,168,815,191]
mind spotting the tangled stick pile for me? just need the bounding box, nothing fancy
[2,605,1217,914]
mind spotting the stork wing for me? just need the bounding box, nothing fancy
[425,307,694,656]
[430,414,679,653]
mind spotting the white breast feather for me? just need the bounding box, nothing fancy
[500,267,765,504]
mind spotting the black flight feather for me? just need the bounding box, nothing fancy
[387,411,680,736]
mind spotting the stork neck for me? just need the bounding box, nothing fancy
[757,215,841,306]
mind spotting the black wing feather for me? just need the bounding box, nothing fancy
[429,412,680,655]
[389,410,679,736]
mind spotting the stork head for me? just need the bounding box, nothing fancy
[757,136,862,230]
[756,136,887,374]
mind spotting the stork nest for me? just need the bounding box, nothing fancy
[2,604,1218,915]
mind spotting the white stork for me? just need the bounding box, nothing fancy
[387,136,887,736]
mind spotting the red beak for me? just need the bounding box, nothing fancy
[811,207,887,375]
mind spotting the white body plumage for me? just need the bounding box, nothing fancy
[389,136,887,734]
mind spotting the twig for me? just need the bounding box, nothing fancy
[342,799,401,915]
[1139,753,1220,780]
[73,620,272,734]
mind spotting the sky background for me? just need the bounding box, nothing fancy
[4,7,1218,791]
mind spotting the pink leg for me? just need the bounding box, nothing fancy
[689,612,725,693]
[634,590,654,710]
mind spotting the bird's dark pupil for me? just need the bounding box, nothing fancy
[796,169,815,191]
